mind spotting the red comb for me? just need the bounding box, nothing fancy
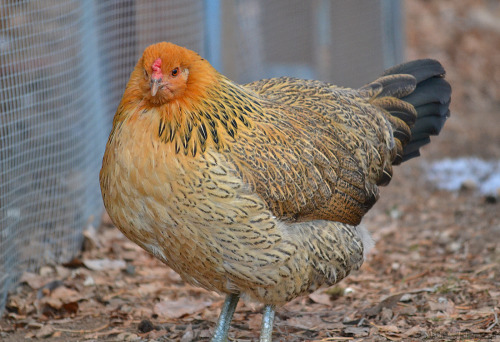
[152,58,162,79]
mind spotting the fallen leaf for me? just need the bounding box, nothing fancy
[116,332,139,341]
[363,293,404,316]
[39,266,54,277]
[6,312,27,321]
[6,295,29,314]
[41,296,63,310]
[376,324,400,333]
[37,280,64,299]
[284,314,329,330]
[343,326,370,337]
[27,322,44,329]
[180,324,194,342]
[147,329,170,339]
[62,258,84,268]
[137,282,164,296]
[55,266,71,279]
[473,263,498,275]
[83,258,126,271]
[428,298,456,315]
[489,291,500,299]
[82,224,101,251]
[380,307,393,322]
[24,331,36,339]
[50,286,82,303]
[20,272,47,290]
[397,304,418,316]
[35,325,55,338]
[459,307,496,320]
[309,290,332,306]
[62,301,79,314]
[83,327,124,340]
[247,313,262,331]
[401,325,425,337]
[154,297,212,319]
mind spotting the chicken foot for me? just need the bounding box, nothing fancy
[211,293,239,342]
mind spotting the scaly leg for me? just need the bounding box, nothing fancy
[259,304,275,342]
[211,293,239,342]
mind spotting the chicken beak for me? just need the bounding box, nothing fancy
[150,79,161,97]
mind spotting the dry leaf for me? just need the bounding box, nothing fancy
[137,282,164,296]
[398,304,418,316]
[489,291,500,299]
[6,295,29,315]
[402,325,425,337]
[428,298,456,315]
[376,324,400,333]
[39,266,54,277]
[55,266,71,279]
[180,324,194,342]
[35,325,55,339]
[83,258,126,271]
[309,290,332,306]
[460,307,496,320]
[42,296,63,310]
[62,301,79,314]
[247,313,262,331]
[20,272,46,290]
[343,326,370,337]
[50,286,82,303]
[6,312,27,321]
[82,224,101,251]
[364,293,404,316]
[153,297,212,319]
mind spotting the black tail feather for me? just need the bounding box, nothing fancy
[413,100,451,120]
[383,59,445,83]
[401,77,451,108]
[383,59,451,162]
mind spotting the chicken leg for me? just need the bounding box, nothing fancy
[211,293,239,342]
[211,295,275,342]
[260,304,276,342]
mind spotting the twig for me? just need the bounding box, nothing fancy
[486,309,498,331]
[403,270,429,283]
[53,322,110,334]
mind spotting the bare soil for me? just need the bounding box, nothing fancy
[1,0,499,341]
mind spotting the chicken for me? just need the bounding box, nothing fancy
[100,42,451,341]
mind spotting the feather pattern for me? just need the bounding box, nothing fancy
[100,42,451,306]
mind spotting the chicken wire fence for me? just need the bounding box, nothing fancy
[0,0,402,315]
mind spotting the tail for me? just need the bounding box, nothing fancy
[360,59,451,165]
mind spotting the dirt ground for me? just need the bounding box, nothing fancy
[1,0,499,341]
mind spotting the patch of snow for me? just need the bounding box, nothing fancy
[426,158,500,195]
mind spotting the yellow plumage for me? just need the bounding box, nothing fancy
[100,42,451,341]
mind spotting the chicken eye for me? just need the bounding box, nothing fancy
[171,68,179,77]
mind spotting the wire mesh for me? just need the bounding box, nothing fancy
[0,0,205,315]
[0,0,107,313]
[222,0,402,86]
[0,0,401,315]
[0,1,103,308]
[96,0,205,122]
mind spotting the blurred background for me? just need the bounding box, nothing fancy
[0,0,498,317]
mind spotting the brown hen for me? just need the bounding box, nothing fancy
[100,42,451,341]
